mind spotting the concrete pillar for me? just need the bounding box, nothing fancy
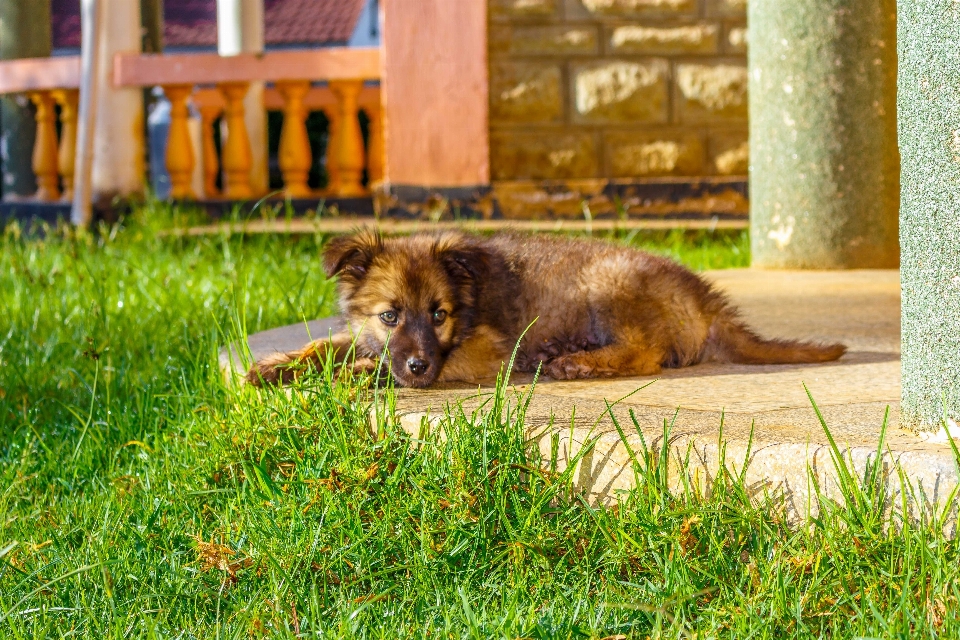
[748,0,899,268]
[91,0,145,201]
[380,0,489,188]
[217,0,268,197]
[0,0,51,199]
[898,1,960,432]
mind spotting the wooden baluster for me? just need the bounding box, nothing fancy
[51,89,79,201]
[198,104,222,198]
[162,84,196,200]
[328,80,366,197]
[218,82,253,199]
[29,91,60,201]
[323,106,340,194]
[365,97,384,185]
[276,80,312,199]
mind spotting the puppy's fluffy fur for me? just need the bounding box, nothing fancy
[247,231,846,387]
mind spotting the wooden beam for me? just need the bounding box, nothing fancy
[0,56,80,94]
[381,0,489,188]
[262,85,380,111]
[113,48,381,87]
[195,85,380,113]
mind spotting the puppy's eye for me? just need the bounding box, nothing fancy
[432,309,448,325]
[379,310,399,326]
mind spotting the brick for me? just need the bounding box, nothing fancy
[490,63,563,123]
[609,23,719,55]
[489,0,558,20]
[706,0,746,17]
[490,25,599,57]
[709,131,748,175]
[726,25,747,53]
[572,0,696,17]
[491,131,598,180]
[675,63,748,122]
[494,180,613,219]
[572,59,669,123]
[605,131,704,176]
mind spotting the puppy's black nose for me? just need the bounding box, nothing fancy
[407,357,429,376]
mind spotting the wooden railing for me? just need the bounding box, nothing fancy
[0,48,381,205]
[189,82,382,200]
[114,48,382,200]
[0,56,81,202]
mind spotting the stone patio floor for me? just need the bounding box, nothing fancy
[223,269,960,520]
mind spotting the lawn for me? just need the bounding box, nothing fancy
[1,210,958,638]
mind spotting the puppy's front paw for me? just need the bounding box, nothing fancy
[338,357,383,382]
[543,355,592,380]
[245,353,298,387]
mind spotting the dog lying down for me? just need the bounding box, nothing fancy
[247,231,846,388]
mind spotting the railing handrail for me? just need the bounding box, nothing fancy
[0,56,81,94]
[113,47,381,88]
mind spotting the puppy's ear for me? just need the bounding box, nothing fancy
[323,230,383,280]
[434,234,490,283]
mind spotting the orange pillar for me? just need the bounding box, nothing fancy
[328,80,366,196]
[29,91,60,201]
[218,81,253,199]
[276,80,312,198]
[52,89,79,201]
[162,84,196,199]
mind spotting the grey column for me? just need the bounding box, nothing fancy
[0,0,52,199]
[748,0,899,268]
[898,0,960,432]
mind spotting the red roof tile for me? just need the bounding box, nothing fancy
[52,0,81,49]
[52,0,366,50]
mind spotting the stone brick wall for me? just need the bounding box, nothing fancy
[489,0,748,181]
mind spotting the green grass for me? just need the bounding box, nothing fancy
[1,212,958,638]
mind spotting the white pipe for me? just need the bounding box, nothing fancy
[217,0,263,56]
[71,0,103,226]
[216,0,243,56]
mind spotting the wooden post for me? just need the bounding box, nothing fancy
[162,84,196,199]
[218,81,253,199]
[29,91,60,201]
[0,0,52,199]
[198,104,222,198]
[276,80,312,198]
[329,79,366,196]
[52,89,79,201]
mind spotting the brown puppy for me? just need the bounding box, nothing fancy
[246,230,846,387]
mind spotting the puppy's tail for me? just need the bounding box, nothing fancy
[708,318,846,365]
